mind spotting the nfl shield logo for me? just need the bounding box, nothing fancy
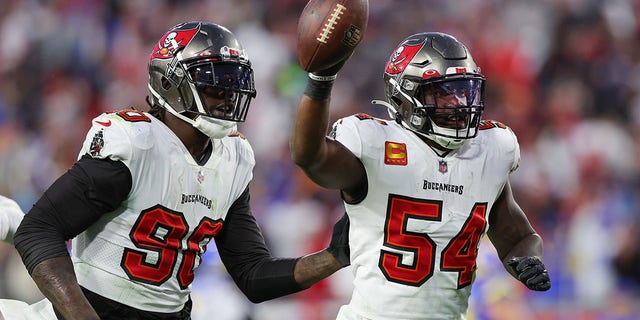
[438,160,448,174]
[197,169,205,183]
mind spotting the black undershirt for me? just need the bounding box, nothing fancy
[14,155,301,319]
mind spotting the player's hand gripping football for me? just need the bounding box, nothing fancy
[312,54,351,77]
[297,0,368,79]
[327,213,350,267]
[508,256,551,291]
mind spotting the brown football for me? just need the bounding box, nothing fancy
[297,0,369,72]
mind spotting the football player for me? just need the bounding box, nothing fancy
[10,21,349,320]
[291,32,550,319]
[0,195,24,244]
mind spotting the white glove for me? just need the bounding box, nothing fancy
[0,195,25,244]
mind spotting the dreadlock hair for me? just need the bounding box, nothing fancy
[146,95,165,121]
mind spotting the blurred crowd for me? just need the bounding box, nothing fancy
[0,0,639,319]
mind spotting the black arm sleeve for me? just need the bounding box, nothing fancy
[14,155,132,273]
[215,186,302,303]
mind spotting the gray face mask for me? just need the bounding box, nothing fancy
[192,115,236,139]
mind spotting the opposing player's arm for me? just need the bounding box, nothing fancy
[487,180,550,291]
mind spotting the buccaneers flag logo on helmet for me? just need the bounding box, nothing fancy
[150,27,199,60]
[385,42,424,75]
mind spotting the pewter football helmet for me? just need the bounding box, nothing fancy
[382,32,485,149]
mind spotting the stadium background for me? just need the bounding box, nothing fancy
[0,0,639,319]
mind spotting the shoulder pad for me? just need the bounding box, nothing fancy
[81,109,156,161]
[477,119,520,171]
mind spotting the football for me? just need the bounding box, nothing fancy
[297,0,369,72]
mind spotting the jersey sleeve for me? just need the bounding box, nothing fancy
[0,195,24,244]
[505,126,521,173]
[329,115,364,158]
[78,112,133,162]
[78,111,159,167]
[479,120,521,174]
[233,134,255,189]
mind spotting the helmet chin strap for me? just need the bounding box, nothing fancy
[426,132,466,149]
[148,84,236,139]
[425,119,469,149]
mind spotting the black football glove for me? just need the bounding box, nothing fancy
[507,256,551,291]
[327,213,350,267]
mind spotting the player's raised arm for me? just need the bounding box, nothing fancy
[290,0,369,199]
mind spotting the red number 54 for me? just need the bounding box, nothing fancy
[379,194,487,288]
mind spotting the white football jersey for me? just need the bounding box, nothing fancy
[72,110,254,313]
[332,114,519,320]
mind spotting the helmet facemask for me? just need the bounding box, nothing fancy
[400,76,484,148]
[184,60,255,122]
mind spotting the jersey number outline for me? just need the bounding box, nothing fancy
[379,194,487,288]
[122,205,222,289]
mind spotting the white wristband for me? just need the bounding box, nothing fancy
[308,73,337,82]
